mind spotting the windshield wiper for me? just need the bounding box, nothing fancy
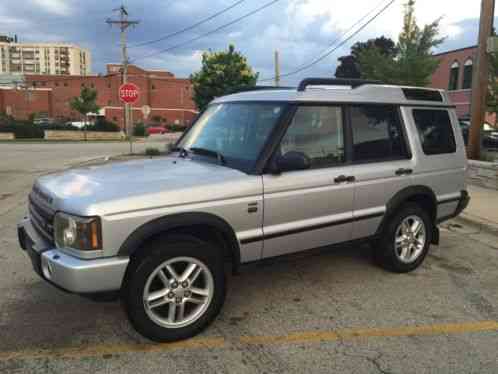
[189,147,226,165]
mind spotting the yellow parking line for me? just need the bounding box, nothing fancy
[1,321,497,362]
[0,337,226,362]
[240,321,498,345]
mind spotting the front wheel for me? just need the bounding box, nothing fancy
[123,235,226,342]
[375,203,432,273]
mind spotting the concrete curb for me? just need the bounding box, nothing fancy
[453,212,498,236]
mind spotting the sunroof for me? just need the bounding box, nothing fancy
[403,88,443,102]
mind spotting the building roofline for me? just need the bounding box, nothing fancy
[433,45,478,57]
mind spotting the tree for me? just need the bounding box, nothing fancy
[335,36,396,78]
[190,44,259,110]
[354,0,444,86]
[69,87,100,138]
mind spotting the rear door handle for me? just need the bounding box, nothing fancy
[395,168,413,176]
[334,175,355,184]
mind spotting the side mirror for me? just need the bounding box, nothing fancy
[271,151,311,173]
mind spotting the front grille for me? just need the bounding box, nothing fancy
[29,195,54,243]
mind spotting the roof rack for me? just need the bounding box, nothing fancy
[234,85,295,93]
[297,78,382,92]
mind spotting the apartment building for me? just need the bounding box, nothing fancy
[0,35,91,76]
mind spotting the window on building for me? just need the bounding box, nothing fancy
[462,59,473,89]
[81,83,85,88]
[113,116,117,121]
[412,109,456,155]
[279,106,345,168]
[151,84,156,90]
[55,82,59,87]
[448,61,460,91]
[64,82,68,87]
[350,105,409,162]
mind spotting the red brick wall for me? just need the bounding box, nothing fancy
[0,64,198,129]
[0,88,52,120]
[430,46,477,118]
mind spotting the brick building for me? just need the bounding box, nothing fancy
[429,46,477,119]
[0,64,198,129]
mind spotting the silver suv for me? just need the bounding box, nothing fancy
[18,78,470,342]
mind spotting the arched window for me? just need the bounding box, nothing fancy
[462,58,473,89]
[448,61,460,91]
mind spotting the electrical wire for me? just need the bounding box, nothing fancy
[129,0,248,49]
[258,0,396,83]
[130,0,283,63]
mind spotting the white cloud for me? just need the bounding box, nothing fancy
[31,0,72,16]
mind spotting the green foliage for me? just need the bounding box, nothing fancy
[190,44,259,110]
[70,88,100,118]
[336,36,397,78]
[356,0,444,86]
[134,122,146,137]
[145,147,161,156]
[167,124,187,132]
[88,118,120,132]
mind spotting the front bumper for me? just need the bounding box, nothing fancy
[17,217,129,294]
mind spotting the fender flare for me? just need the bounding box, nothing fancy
[118,212,241,269]
[376,185,438,236]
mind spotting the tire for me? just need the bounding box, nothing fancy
[123,234,226,342]
[375,203,433,273]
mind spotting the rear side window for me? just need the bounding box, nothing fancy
[350,105,409,162]
[412,109,456,155]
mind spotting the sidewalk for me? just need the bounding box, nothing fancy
[456,184,498,233]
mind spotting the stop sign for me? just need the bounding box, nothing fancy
[119,83,139,104]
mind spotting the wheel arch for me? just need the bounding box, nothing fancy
[376,185,438,236]
[118,212,241,273]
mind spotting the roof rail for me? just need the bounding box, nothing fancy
[297,78,382,92]
[233,85,295,93]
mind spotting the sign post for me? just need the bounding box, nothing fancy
[119,83,140,153]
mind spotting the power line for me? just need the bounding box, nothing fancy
[129,0,248,49]
[130,0,282,63]
[259,0,396,83]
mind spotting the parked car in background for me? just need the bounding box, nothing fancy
[483,130,498,149]
[146,126,169,136]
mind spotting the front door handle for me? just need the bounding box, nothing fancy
[395,168,413,176]
[334,175,355,184]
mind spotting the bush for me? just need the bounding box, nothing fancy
[145,147,161,156]
[167,124,187,132]
[0,121,44,138]
[134,122,146,137]
[88,118,120,132]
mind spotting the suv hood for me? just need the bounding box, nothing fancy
[34,156,258,216]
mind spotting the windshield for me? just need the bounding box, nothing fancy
[178,102,286,172]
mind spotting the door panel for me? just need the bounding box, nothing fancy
[348,105,414,240]
[262,168,354,258]
[261,105,354,259]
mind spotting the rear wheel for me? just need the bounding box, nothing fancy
[123,235,226,342]
[375,203,432,273]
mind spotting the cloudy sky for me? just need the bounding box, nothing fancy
[0,0,495,85]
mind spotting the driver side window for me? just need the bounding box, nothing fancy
[279,106,345,169]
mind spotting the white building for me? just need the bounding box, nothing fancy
[0,37,91,76]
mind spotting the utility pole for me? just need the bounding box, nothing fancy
[468,0,495,160]
[106,5,139,154]
[274,50,281,87]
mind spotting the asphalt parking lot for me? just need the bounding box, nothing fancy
[1,143,498,373]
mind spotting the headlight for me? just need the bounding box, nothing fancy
[54,213,102,251]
